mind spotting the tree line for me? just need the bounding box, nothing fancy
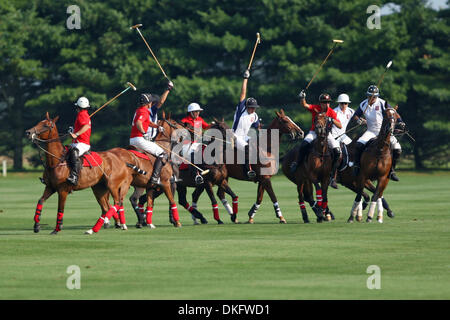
[1,0,449,170]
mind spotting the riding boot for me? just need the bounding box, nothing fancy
[352,142,365,177]
[290,140,310,174]
[67,148,81,185]
[389,149,401,182]
[330,147,341,189]
[244,144,256,179]
[150,153,167,186]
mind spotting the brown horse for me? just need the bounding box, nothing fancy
[348,107,399,223]
[283,112,332,223]
[131,119,240,225]
[26,112,132,234]
[106,112,183,228]
[218,109,304,223]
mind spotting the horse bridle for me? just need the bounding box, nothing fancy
[29,120,68,165]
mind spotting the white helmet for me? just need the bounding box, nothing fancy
[187,102,203,113]
[337,93,351,104]
[74,97,90,109]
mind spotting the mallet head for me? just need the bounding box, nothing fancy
[256,32,261,44]
[130,24,143,30]
[333,39,344,43]
[127,82,137,91]
[386,60,393,69]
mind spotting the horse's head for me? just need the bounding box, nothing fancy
[156,111,183,142]
[314,112,328,139]
[383,107,397,136]
[26,112,59,141]
[273,109,304,140]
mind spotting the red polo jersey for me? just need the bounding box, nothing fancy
[307,104,339,131]
[73,109,91,145]
[130,106,151,138]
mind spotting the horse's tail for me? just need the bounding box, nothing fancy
[126,163,147,175]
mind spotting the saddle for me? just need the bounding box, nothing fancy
[126,145,152,160]
[64,146,102,167]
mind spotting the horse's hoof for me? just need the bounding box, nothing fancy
[33,223,40,233]
[326,214,332,221]
[230,214,237,223]
[356,215,362,222]
[347,216,354,223]
[193,220,200,225]
[114,223,121,229]
[121,224,128,230]
[279,217,287,224]
[217,220,224,225]
[316,217,323,223]
[200,218,208,224]
[50,230,59,235]
[174,221,182,228]
[248,218,254,224]
[377,218,383,224]
[387,210,394,218]
[136,223,143,228]
[366,217,373,223]
[148,224,156,229]
[84,229,93,235]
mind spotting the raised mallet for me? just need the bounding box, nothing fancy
[377,60,393,88]
[305,39,344,90]
[247,32,261,70]
[89,82,137,118]
[130,24,170,81]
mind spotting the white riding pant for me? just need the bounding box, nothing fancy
[130,137,164,157]
[304,131,340,150]
[70,142,90,156]
[234,134,249,151]
[357,130,401,151]
[334,134,352,146]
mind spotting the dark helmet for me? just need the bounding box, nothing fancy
[319,93,332,103]
[138,93,160,106]
[366,85,379,97]
[245,97,260,108]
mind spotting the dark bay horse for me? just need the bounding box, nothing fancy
[26,112,132,234]
[107,112,183,229]
[282,112,332,223]
[215,109,304,223]
[348,107,399,223]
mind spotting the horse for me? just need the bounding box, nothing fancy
[26,112,133,234]
[130,118,241,225]
[348,107,399,223]
[282,112,333,223]
[206,109,304,224]
[106,112,183,229]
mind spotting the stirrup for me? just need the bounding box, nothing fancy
[247,170,256,179]
[195,174,204,185]
[67,174,78,186]
[330,177,338,189]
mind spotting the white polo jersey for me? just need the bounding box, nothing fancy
[357,97,387,133]
[331,106,354,138]
[232,100,259,139]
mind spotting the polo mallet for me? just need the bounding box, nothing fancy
[130,24,170,81]
[89,82,137,118]
[305,39,344,91]
[364,60,393,113]
[247,32,261,70]
[154,142,210,176]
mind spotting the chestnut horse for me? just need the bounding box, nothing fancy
[348,107,399,223]
[107,113,183,228]
[283,112,332,223]
[212,109,304,223]
[26,112,132,234]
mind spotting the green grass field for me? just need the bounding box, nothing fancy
[0,171,449,300]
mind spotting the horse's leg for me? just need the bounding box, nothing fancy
[322,176,331,222]
[178,185,208,224]
[86,187,122,234]
[262,178,286,224]
[90,184,113,229]
[367,176,390,223]
[117,179,132,230]
[192,184,204,207]
[348,174,365,222]
[161,181,181,227]
[50,190,69,235]
[204,182,223,224]
[220,181,239,223]
[297,183,309,223]
[312,181,325,223]
[33,186,55,233]
[130,187,146,228]
[248,182,264,224]
[382,197,394,218]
